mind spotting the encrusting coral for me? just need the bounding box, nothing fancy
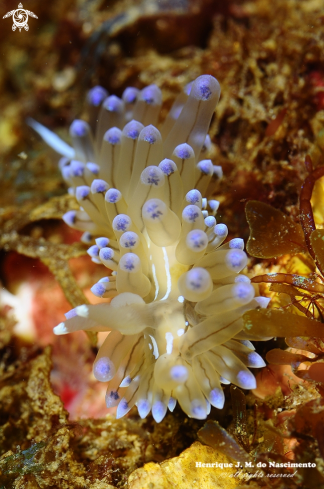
[29,75,270,422]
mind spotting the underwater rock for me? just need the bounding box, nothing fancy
[128,441,241,489]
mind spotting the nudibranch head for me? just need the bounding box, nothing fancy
[32,75,269,422]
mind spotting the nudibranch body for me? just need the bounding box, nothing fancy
[29,75,269,422]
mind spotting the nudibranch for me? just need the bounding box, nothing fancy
[29,75,269,422]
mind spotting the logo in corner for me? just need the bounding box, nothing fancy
[3,3,38,32]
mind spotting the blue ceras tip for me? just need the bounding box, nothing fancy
[91,179,109,194]
[76,185,90,200]
[70,119,90,138]
[122,87,139,104]
[87,245,99,258]
[70,160,85,177]
[95,237,110,249]
[62,210,76,226]
[104,127,122,145]
[91,282,106,297]
[87,86,108,106]
[86,162,100,174]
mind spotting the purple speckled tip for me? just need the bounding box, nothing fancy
[236,370,256,390]
[76,185,90,200]
[70,119,89,137]
[137,399,150,419]
[141,84,162,105]
[70,160,85,177]
[186,267,210,290]
[183,205,200,223]
[87,86,108,106]
[91,283,106,297]
[123,120,144,139]
[234,282,254,301]
[95,237,109,249]
[103,95,123,112]
[234,274,250,284]
[226,249,247,271]
[159,158,176,175]
[113,214,131,232]
[141,166,164,186]
[63,210,76,226]
[94,357,114,382]
[119,231,138,249]
[104,127,122,145]
[192,76,215,100]
[152,401,166,423]
[141,125,160,144]
[186,230,208,251]
[229,238,244,250]
[143,199,166,220]
[100,247,114,261]
[198,84,212,100]
[197,159,213,175]
[120,253,140,272]
[170,365,188,383]
[126,129,139,139]
[247,352,265,368]
[168,397,177,412]
[214,224,228,237]
[87,245,99,258]
[116,399,130,418]
[186,190,201,205]
[191,75,220,101]
[105,188,121,203]
[209,388,224,409]
[204,216,216,228]
[91,179,109,194]
[86,162,100,174]
[119,376,131,387]
[122,87,139,104]
[214,224,227,237]
[106,389,120,408]
[191,401,206,419]
[173,143,194,160]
